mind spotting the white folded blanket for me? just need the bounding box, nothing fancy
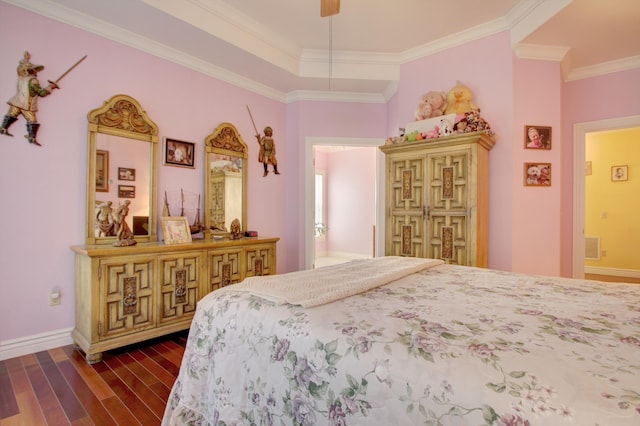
[229,256,444,307]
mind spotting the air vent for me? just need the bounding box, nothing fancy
[585,236,600,260]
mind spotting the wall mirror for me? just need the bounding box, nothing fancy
[204,122,248,236]
[86,94,159,245]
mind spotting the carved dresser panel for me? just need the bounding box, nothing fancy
[71,237,278,363]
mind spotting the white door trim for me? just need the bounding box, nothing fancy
[304,137,386,270]
[572,114,640,278]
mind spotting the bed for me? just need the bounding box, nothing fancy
[162,257,640,425]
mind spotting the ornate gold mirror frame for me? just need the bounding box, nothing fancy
[204,122,248,236]
[86,94,159,245]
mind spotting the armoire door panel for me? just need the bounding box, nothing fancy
[389,157,425,210]
[427,150,469,211]
[428,215,468,264]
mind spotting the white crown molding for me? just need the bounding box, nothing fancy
[3,0,289,102]
[400,16,511,64]
[515,43,570,62]
[300,49,401,81]
[286,90,388,104]
[509,0,572,47]
[5,0,632,105]
[566,55,640,82]
[141,0,301,74]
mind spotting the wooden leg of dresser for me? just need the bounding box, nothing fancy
[85,351,103,364]
[74,343,103,364]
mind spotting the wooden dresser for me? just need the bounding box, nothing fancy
[379,131,495,266]
[71,237,278,363]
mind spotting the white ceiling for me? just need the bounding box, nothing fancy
[5,0,640,102]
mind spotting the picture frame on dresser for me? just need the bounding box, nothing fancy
[161,216,193,244]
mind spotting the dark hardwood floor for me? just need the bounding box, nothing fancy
[0,331,188,425]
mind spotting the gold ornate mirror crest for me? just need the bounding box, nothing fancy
[204,122,248,237]
[86,94,159,245]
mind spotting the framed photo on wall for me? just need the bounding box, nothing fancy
[161,216,193,245]
[118,185,135,198]
[524,125,551,150]
[524,162,551,186]
[611,165,628,181]
[118,167,135,181]
[165,138,195,168]
[96,150,109,192]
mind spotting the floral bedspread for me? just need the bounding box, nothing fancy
[163,263,640,425]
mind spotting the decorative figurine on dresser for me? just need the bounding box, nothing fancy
[71,96,278,363]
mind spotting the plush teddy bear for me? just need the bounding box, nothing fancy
[526,165,541,184]
[414,91,447,120]
[444,81,479,115]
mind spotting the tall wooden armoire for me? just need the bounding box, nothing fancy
[379,131,495,267]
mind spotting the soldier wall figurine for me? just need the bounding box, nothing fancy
[1,51,86,146]
[1,52,57,146]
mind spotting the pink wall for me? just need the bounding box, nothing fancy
[285,101,387,270]
[325,147,376,256]
[396,32,515,271]
[511,57,563,275]
[560,68,640,275]
[0,4,288,343]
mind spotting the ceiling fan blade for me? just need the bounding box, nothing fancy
[321,0,340,17]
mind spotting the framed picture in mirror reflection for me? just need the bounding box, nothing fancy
[165,138,195,168]
[96,149,109,192]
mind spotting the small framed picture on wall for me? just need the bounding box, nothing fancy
[118,185,136,198]
[524,125,551,150]
[611,165,628,181]
[165,138,195,168]
[118,167,135,181]
[524,162,551,186]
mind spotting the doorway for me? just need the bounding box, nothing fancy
[572,114,640,278]
[304,137,386,270]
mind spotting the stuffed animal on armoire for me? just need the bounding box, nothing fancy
[443,81,479,115]
[414,91,447,120]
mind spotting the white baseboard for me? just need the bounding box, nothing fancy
[584,266,640,279]
[325,251,372,260]
[0,328,74,361]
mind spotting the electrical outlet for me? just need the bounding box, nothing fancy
[601,250,607,257]
[50,288,61,306]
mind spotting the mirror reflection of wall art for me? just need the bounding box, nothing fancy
[524,125,551,150]
[524,162,552,186]
[118,167,135,181]
[165,138,195,168]
[611,165,628,181]
[96,149,109,192]
[161,216,193,245]
[118,185,135,198]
